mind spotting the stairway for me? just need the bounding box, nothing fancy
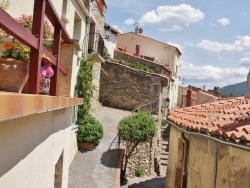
[160,125,170,176]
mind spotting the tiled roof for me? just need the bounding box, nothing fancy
[167,96,250,146]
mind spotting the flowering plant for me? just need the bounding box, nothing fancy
[16,14,54,40]
[40,55,54,78]
[0,43,30,62]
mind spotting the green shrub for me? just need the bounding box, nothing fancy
[76,115,104,145]
[118,110,156,143]
[135,166,145,177]
[127,62,153,73]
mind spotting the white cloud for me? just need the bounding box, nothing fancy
[197,40,244,54]
[138,4,204,31]
[217,18,230,26]
[240,57,250,67]
[197,36,250,54]
[124,18,135,25]
[180,63,248,89]
[111,25,123,33]
[234,36,250,48]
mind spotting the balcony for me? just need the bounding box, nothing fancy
[82,32,104,57]
[0,0,72,96]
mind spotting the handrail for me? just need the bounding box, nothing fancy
[132,97,159,114]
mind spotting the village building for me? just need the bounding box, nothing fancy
[166,96,250,188]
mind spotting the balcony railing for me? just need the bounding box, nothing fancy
[0,0,72,95]
[82,32,104,57]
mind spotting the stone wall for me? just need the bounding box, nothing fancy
[91,0,105,36]
[114,50,170,76]
[125,141,153,178]
[90,57,103,114]
[99,60,164,112]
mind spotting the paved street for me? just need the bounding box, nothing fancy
[68,106,131,188]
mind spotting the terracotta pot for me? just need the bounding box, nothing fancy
[78,142,95,151]
[0,58,29,93]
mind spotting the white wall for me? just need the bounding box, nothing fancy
[104,31,118,58]
[0,108,73,188]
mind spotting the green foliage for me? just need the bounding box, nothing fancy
[118,110,156,143]
[76,115,104,145]
[103,45,111,59]
[162,119,168,127]
[0,0,10,10]
[1,44,30,62]
[75,55,94,119]
[127,62,153,73]
[135,166,145,177]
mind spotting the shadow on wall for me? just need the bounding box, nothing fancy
[0,109,68,178]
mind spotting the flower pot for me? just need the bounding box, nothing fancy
[0,58,29,93]
[78,142,95,151]
[40,78,50,94]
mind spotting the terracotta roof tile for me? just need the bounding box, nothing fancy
[167,96,250,146]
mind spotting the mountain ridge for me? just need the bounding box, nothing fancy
[220,81,248,96]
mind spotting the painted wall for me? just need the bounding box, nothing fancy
[0,108,73,188]
[117,32,181,110]
[166,125,250,188]
[104,31,118,58]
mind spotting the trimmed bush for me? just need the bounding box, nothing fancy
[76,116,104,145]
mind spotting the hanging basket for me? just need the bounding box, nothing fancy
[0,58,29,93]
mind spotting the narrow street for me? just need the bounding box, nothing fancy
[68,106,131,188]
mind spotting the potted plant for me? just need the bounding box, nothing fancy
[0,43,30,92]
[39,54,54,94]
[76,115,104,151]
[0,43,54,93]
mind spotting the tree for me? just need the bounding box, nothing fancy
[118,110,156,185]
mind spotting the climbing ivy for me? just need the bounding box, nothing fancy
[75,55,94,120]
[103,45,111,59]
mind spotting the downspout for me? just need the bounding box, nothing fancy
[181,132,189,188]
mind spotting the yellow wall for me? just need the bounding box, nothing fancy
[166,125,250,188]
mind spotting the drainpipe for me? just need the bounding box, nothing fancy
[181,132,189,188]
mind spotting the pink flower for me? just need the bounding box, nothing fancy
[40,63,54,78]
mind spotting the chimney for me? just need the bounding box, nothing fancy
[135,45,140,57]
[135,26,139,34]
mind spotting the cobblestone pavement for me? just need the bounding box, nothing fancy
[68,106,131,188]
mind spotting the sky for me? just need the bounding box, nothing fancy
[104,0,250,89]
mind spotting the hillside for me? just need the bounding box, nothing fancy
[220,81,248,96]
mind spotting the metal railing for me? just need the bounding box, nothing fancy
[82,32,104,57]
